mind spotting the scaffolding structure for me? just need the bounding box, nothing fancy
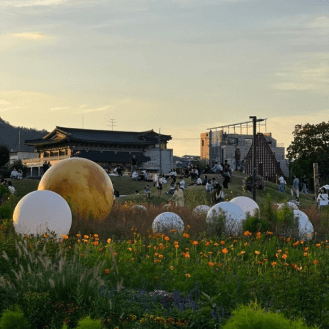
[207,119,267,135]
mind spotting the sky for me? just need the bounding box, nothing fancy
[0,0,328,156]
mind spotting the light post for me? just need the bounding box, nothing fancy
[249,116,265,201]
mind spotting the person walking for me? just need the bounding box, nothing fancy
[291,176,300,198]
[301,175,308,194]
[156,174,163,197]
[131,155,138,176]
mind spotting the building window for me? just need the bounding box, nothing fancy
[202,140,204,146]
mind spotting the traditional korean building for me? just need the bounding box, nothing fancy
[23,126,173,177]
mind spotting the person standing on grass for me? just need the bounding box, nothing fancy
[170,184,185,207]
[291,176,300,198]
[278,175,286,193]
[131,155,138,176]
[156,174,163,197]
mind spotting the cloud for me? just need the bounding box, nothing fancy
[79,105,111,113]
[50,106,70,111]
[79,104,88,108]
[12,32,47,39]
[270,54,329,93]
[0,100,10,105]
[1,0,68,7]
[0,109,10,112]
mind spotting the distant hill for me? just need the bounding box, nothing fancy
[0,117,48,152]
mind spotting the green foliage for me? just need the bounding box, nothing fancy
[75,316,104,329]
[223,303,314,329]
[243,212,270,233]
[184,188,210,209]
[0,145,10,169]
[287,122,329,185]
[0,305,30,329]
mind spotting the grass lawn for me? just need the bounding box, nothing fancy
[8,171,316,209]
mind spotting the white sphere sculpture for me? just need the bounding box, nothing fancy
[193,205,211,214]
[294,210,314,239]
[230,196,260,217]
[278,202,299,210]
[132,205,147,212]
[152,212,184,234]
[13,190,72,237]
[206,202,246,235]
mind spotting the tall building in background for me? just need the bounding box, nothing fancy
[200,120,289,177]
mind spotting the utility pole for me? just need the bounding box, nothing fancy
[249,116,265,202]
[18,128,21,151]
[159,128,162,175]
[107,119,117,131]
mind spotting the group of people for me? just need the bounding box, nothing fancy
[10,168,23,179]
[1,179,15,195]
[278,175,308,196]
[131,170,152,182]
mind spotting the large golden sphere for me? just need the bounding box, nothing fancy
[38,158,114,220]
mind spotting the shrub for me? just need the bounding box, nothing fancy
[0,305,30,329]
[243,213,270,233]
[223,303,315,329]
[242,175,265,192]
[75,316,104,328]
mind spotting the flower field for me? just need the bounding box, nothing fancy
[0,213,328,328]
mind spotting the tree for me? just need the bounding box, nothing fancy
[0,145,10,168]
[287,122,329,185]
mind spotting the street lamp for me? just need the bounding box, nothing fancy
[249,116,265,201]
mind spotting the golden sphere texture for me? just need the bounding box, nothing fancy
[38,158,114,220]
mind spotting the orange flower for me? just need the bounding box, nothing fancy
[107,238,111,244]
[277,249,282,253]
[84,235,89,239]
[292,242,299,247]
[185,273,191,278]
[238,251,245,255]
[254,250,260,255]
[243,231,250,236]
[282,254,287,259]
[220,241,225,245]
[184,252,190,258]
[128,247,132,251]
[92,241,99,246]
[244,242,248,247]
[94,234,99,238]
[164,236,170,241]
[275,253,279,258]
[205,242,210,246]
[61,235,69,240]
[183,233,190,238]
[286,237,290,242]
[158,254,164,258]
[208,262,215,267]
[187,225,191,229]
[304,252,308,257]
[266,231,273,235]
[104,269,110,274]
[170,229,177,233]
[175,245,179,249]
[222,248,228,254]
[271,262,277,267]
[131,258,135,261]
[170,265,174,270]
[256,232,261,237]
[76,234,81,238]
[316,243,321,248]
[313,260,319,265]
[192,241,198,245]
[304,247,309,252]
[174,241,179,245]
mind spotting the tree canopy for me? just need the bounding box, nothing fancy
[287,122,329,183]
[0,145,10,168]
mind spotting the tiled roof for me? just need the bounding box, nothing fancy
[25,126,171,146]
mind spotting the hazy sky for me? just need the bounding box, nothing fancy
[0,0,328,156]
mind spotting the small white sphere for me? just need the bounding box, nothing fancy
[13,190,72,237]
[278,202,299,210]
[152,212,184,234]
[206,202,246,235]
[193,205,211,214]
[132,205,147,212]
[230,196,260,217]
[294,210,314,239]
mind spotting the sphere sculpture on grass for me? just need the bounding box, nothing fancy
[230,196,260,217]
[206,202,246,235]
[278,202,299,210]
[294,210,314,239]
[13,190,72,237]
[152,212,184,234]
[193,205,210,214]
[38,158,114,221]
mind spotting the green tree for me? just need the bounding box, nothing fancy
[0,144,10,168]
[287,122,329,185]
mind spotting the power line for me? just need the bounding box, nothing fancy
[107,119,117,131]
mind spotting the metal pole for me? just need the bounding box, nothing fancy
[250,116,257,201]
[159,128,162,175]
